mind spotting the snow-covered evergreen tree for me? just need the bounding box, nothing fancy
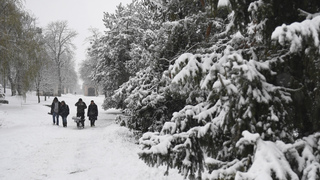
[89,0,157,98]
[84,0,320,179]
[139,39,294,179]
[138,0,320,179]
[103,0,226,134]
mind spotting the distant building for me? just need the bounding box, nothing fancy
[83,83,97,96]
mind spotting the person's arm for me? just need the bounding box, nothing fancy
[87,105,90,116]
[66,105,70,116]
[59,106,64,116]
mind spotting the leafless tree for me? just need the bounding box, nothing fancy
[44,21,77,96]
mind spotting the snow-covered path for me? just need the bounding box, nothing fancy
[0,93,181,180]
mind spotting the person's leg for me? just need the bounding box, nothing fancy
[81,113,85,127]
[62,117,67,127]
[75,113,79,127]
[52,113,56,124]
[56,114,59,126]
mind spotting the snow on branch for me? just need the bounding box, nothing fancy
[235,131,299,180]
[277,133,320,180]
[169,53,217,85]
[203,158,248,179]
[298,9,320,20]
[271,16,320,53]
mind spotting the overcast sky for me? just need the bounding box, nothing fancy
[24,0,132,74]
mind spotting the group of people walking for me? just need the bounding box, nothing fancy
[50,97,98,127]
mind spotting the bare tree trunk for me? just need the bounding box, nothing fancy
[37,88,40,103]
[17,73,22,96]
[22,92,26,103]
[3,77,6,94]
[58,67,62,96]
[7,75,16,96]
[95,83,99,96]
[2,69,6,94]
[10,83,16,96]
[35,72,41,103]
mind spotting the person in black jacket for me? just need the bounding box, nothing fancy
[75,98,87,127]
[87,100,98,127]
[51,97,60,125]
[60,101,69,127]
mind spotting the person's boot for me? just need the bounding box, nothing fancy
[82,120,85,128]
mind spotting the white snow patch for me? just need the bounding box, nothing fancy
[0,91,182,180]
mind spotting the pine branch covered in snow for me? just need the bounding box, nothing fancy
[272,15,320,53]
[234,131,299,180]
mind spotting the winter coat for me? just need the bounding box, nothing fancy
[87,103,98,120]
[60,104,70,117]
[75,101,87,114]
[51,101,61,114]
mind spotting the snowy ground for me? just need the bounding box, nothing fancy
[0,91,181,180]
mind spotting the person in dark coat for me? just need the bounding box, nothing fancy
[51,97,61,125]
[87,100,98,127]
[75,98,87,127]
[59,101,69,127]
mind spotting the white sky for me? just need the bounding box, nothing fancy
[24,0,132,76]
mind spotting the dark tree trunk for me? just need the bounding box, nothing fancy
[37,88,40,103]
[2,71,6,94]
[58,66,62,97]
[7,75,16,96]
[17,75,22,96]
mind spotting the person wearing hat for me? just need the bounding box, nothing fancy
[50,97,60,125]
[75,98,87,127]
[59,101,70,127]
[87,100,98,127]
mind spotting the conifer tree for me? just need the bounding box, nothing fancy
[138,0,320,179]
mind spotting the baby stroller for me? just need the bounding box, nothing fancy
[72,116,85,129]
